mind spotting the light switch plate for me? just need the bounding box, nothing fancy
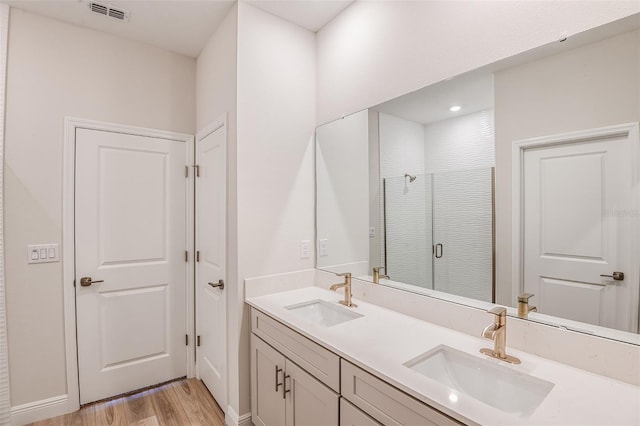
[27,243,60,264]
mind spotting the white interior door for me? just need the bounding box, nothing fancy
[75,128,188,404]
[522,126,639,332]
[196,121,227,410]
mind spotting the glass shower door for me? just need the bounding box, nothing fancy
[432,168,494,302]
[383,174,432,288]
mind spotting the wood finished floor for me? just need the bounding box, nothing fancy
[28,378,225,426]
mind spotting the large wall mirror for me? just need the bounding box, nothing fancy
[316,13,640,345]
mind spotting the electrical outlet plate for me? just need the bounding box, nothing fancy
[319,239,328,257]
[300,240,311,259]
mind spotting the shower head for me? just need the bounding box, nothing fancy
[404,173,417,183]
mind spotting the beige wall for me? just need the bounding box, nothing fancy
[4,9,195,406]
[195,3,240,418]
[494,29,640,305]
[316,1,639,125]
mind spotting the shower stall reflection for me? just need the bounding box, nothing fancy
[382,167,494,302]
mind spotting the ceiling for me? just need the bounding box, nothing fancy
[247,1,352,32]
[373,70,494,126]
[4,0,354,58]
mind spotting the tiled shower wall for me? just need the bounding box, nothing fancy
[378,109,495,299]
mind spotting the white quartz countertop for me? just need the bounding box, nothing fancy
[246,286,640,426]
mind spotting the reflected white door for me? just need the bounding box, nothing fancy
[75,128,188,404]
[196,121,227,410]
[523,125,639,332]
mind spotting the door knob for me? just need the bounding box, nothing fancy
[208,279,224,290]
[80,276,104,287]
[600,272,624,281]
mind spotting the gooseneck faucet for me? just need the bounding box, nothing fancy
[330,272,357,308]
[372,266,389,284]
[480,306,521,364]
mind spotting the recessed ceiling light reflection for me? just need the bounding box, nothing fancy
[450,105,461,112]
[449,392,459,403]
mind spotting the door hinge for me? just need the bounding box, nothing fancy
[197,335,201,347]
[185,165,189,178]
[185,334,189,346]
[196,251,200,262]
[192,165,200,177]
[185,251,188,262]
[73,279,76,288]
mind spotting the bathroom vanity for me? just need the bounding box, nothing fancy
[247,285,640,426]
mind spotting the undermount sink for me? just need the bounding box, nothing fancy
[285,299,363,327]
[404,345,554,416]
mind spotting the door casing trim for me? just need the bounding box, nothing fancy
[511,122,640,331]
[63,117,195,412]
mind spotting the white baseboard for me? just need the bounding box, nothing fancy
[226,404,252,426]
[11,394,71,425]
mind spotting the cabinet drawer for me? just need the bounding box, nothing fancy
[340,398,381,426]
[341,360,462,426]
[252,308,340,391]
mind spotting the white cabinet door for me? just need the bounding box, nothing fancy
[251,335,286,426]
[340,398,381,426]
[285,360,339,426]
[75,128,187,404]
[251,334,339,426]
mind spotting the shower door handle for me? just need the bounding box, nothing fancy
[434,243,443,258]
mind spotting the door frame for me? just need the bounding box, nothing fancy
[194,113,228,409]
[511,122,640,327]
[62,117,195,412]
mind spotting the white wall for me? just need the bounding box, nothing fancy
[195,4,238,420]
[494,29,640,305]
[377,113,428,286]
[236,2,316,416]
[368,111,381,271]
[4,8,195,408]
[316,110,369,272]
[316,1,640,125]
[379,113,425,178]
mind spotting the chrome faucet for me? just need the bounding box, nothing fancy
[330,272,357,308]
[372,266,389,284]
[480,306,521,364]
[517,293,537,319]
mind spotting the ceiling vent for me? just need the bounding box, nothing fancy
[88,2,129,22]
